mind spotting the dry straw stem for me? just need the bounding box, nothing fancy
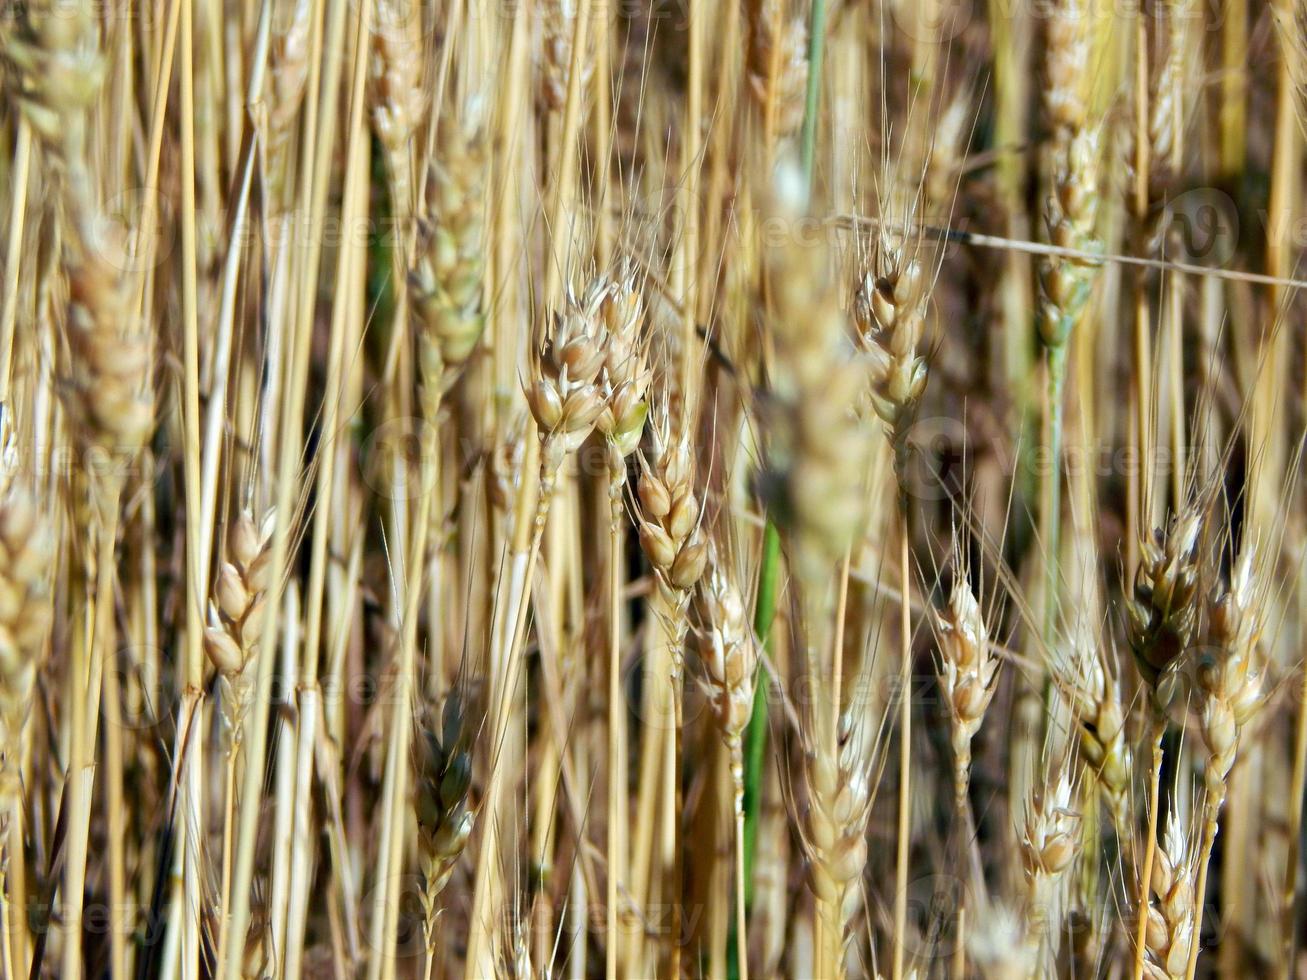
[755,177,876,974]
[1,0,1304,972]
[285,14,371,975]
[207,506,275,965]
[595,266,649,980]
[224,0,355,966]
[697,547,760,980]
[1128,505,1202,980]
[852,223,930,980]
[1272,0,1307,131]
[30,5,154,965]
[466,1,592,965]
[472,270,615,972]
[633,405,706,972]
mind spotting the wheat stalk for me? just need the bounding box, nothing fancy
[696,547,759,978]
[1037,0,1102,679]
[205,506,274,969]
[633,402,706,969]
[0,1,1301,975]
[1185,544,1265,978]
[853,223,932,980]
[1127,503,1203,980]
[594,265,649,974]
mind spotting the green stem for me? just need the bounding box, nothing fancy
[799,0,827,187]
[1037,342,1067,739]
[733,8,824,973]
[1042,342,1067,642]
[741,521,780,905]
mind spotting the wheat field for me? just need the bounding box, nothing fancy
[0,0,1305,977]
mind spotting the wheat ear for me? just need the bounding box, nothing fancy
[411,120,489,424]
[1185,545,1264,978]
[539,0,594,112]
[205,506,275,969]
[1020,768,1082,965]
[634,404,707,968]
[854,229,931,980]
[745,0,809,146]
[466,272,611,970]
[967,903,1041,980]
[1128,505,1202,980]
[0,474,54,979]
[853,240,929,485]
[266,0,312,208]
[799,706,877,980]
[935,567,998,811]
[696,548,759,978]
[1059,618,1132,837]
[369,0,425,223]
[1128,507,1202,696]
[415,690,477,978]
[1143,807,1198,979]
[594,266,650,968]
